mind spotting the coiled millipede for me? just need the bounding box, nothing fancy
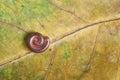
[26,32,50,53]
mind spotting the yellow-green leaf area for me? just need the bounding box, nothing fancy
[0,23,27,63]
[0,0,120,80]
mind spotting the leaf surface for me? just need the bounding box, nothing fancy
[0,0,120,80]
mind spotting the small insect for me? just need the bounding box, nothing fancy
[26,32,50,53]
